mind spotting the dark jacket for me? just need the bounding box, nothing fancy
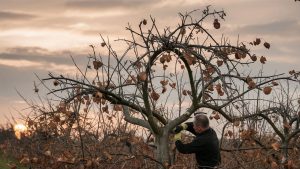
[175,122,221,168]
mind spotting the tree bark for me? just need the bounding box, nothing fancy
[154,132,171,169]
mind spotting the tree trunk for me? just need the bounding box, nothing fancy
[154,132,171,169]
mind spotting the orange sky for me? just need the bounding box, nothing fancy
[0,0,299,124]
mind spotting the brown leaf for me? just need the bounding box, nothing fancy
[264,42,270,49]
[260,56,267,64]
[151,91,160,101]
[248,80,256,89]
[283,122,291,129]
[31,157,38,163]
[213,113,220,120]
[169,83,176,89]
[235,52,241,59]
[103,151,112,160]
[93,60,103,70]
[7,163,17,169]
[207,84,214,91]
[289,70,295,75]
[44,150,52,156]
[182,90,187,96]
[160,56,166,64]
[271,143,280,151]
[227,130,233,137]
[254,38,261,45]
[137,72,147,81]
[272,81,279,86]
[180,28,186,35]
[250,55,257,61]
[233,120,240,127]
[263,86,272,95]
[160,80,169,86]
[213,19,220,29]
[101,42,106,47]
[113,104,123,111]
[216,60,223,67]
[53,80,59,86]
[20,157,30,164]
[184,52,196,65]
[162,87,167,94]
[271,161,279,169]
[142,19,147,25]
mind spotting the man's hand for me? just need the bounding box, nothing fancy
[173,132,182,141]
[172,123,188,134]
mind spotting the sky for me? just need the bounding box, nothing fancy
[0,0,299,124]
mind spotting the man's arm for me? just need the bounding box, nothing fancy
[173,122,196,135]
[175,138,205,154]
[185,122,197,135]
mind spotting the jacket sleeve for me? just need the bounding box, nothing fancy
[185,122,197,135]
[175,138,205,154]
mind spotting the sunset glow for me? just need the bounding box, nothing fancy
[13,123,27,139]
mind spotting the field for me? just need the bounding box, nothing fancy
[0,151,26,169]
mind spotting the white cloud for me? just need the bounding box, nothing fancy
[0,59,43,68]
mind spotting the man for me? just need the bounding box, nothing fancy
[173,113,221,169]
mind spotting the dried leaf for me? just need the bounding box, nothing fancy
[162,87,167,93]
[160,80,169,86]
[263,86,272,95]
[271,161,278,169]
[227,130,233,137]
[271,143,280,151]
[103,151,112,160]
[213,113,220,120]
[93,60,103,70]
[250,55,257,61]
[20,157,30,164]
[260,56,267,64]
[182,90,187,96]
[283,122,291,129]
[151,91,160,101]
[44,150,52,156]
[289,70,295,75]
[113,104,123,111]
[207,84,214,91]
[248,80,256,89]
[184,52,196,65]
[264,42,270,49]
[53,80,59,86]
[137,72,147,81]
[271,81,279,86]
[216,60,223,67]
[233,120,240,127]
[213,19,220,29]
[254,38,261,45]
[169,83,176,89]
[142,19,147,25]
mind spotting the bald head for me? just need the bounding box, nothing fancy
[193,114,209,128]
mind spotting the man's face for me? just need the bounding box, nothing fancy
[193,123,204,133]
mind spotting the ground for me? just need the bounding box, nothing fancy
[0,151,26,169]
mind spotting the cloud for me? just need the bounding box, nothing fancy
[0,59,43,68]
[0,46,90,75]
[65,0,161,10]
[0,11,36,20]
[0,47,74,64]
[231,20,300,36]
